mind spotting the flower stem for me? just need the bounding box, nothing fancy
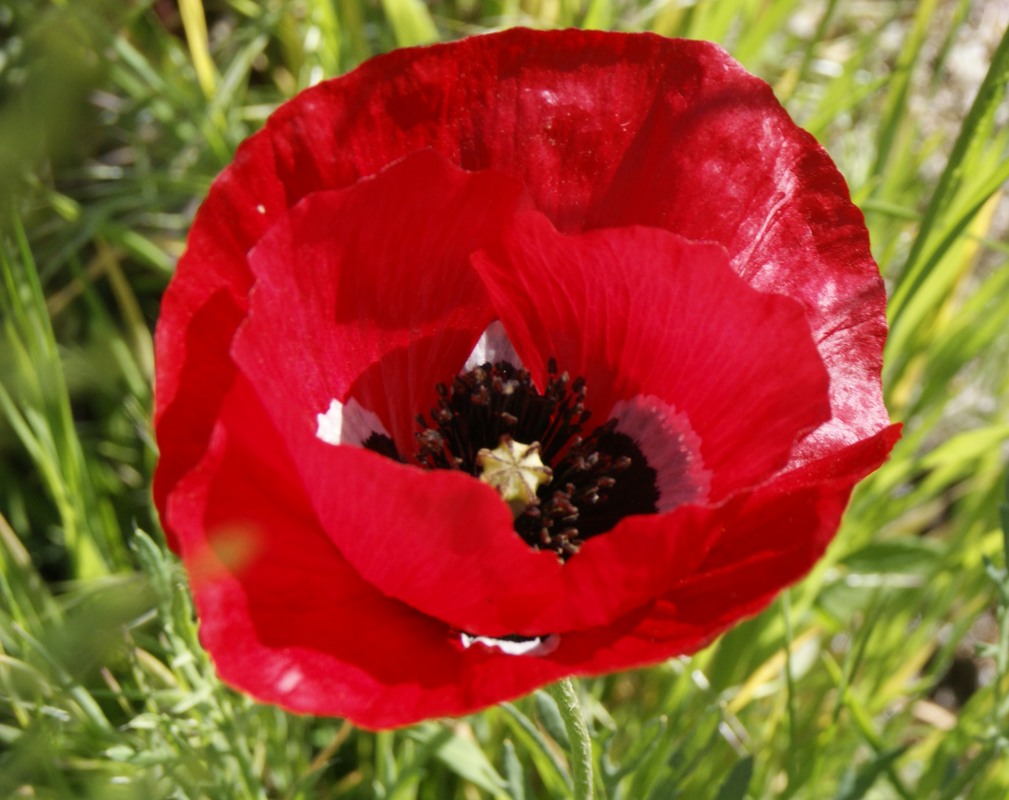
[546,678,593,800]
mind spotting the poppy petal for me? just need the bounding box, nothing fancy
[537,424,902,675]
[170,374,594,729]
[153,133,286,533]
[258,30,720,230]
[294,436,724,638]
[172,374,895,729]
[472,211,833,500]
[590,76,890,456]
[231,150,524,457]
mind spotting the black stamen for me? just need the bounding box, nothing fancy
[406,360,659,560]
[363,432,402,462]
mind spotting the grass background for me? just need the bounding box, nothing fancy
[2,0,1009,797]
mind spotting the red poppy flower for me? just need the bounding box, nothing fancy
[154,28,900,729]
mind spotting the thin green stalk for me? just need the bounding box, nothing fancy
[781,592,797,773]
[546,678,593,800]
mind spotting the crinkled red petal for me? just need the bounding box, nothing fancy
[153,131,286,544]
[589,80,889,460]
[231,150,524,456]
[588,424,903,663]
[472,211,832,500]
[301,439,736,637]
[171,374,587,729]
[171,371,898,728]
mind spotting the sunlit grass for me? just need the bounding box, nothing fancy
[2,0,1008,797]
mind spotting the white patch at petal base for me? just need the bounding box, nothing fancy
[464,320,522,371]
[609,395,711,511]
[460,633,559,657]
[315,398,389,447]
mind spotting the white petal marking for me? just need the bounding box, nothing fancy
[460,633,559,657]
[315,399,344,445]
[609,395,711,511]
[464,320,522,371]
[315,398,389,447]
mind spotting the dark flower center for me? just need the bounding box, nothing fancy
[364,359,659,560]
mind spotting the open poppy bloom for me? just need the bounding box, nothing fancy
[154,28,900,729]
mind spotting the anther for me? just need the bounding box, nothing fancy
[410,359,659,560]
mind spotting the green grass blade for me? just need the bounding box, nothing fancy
[889,21,1009,322]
